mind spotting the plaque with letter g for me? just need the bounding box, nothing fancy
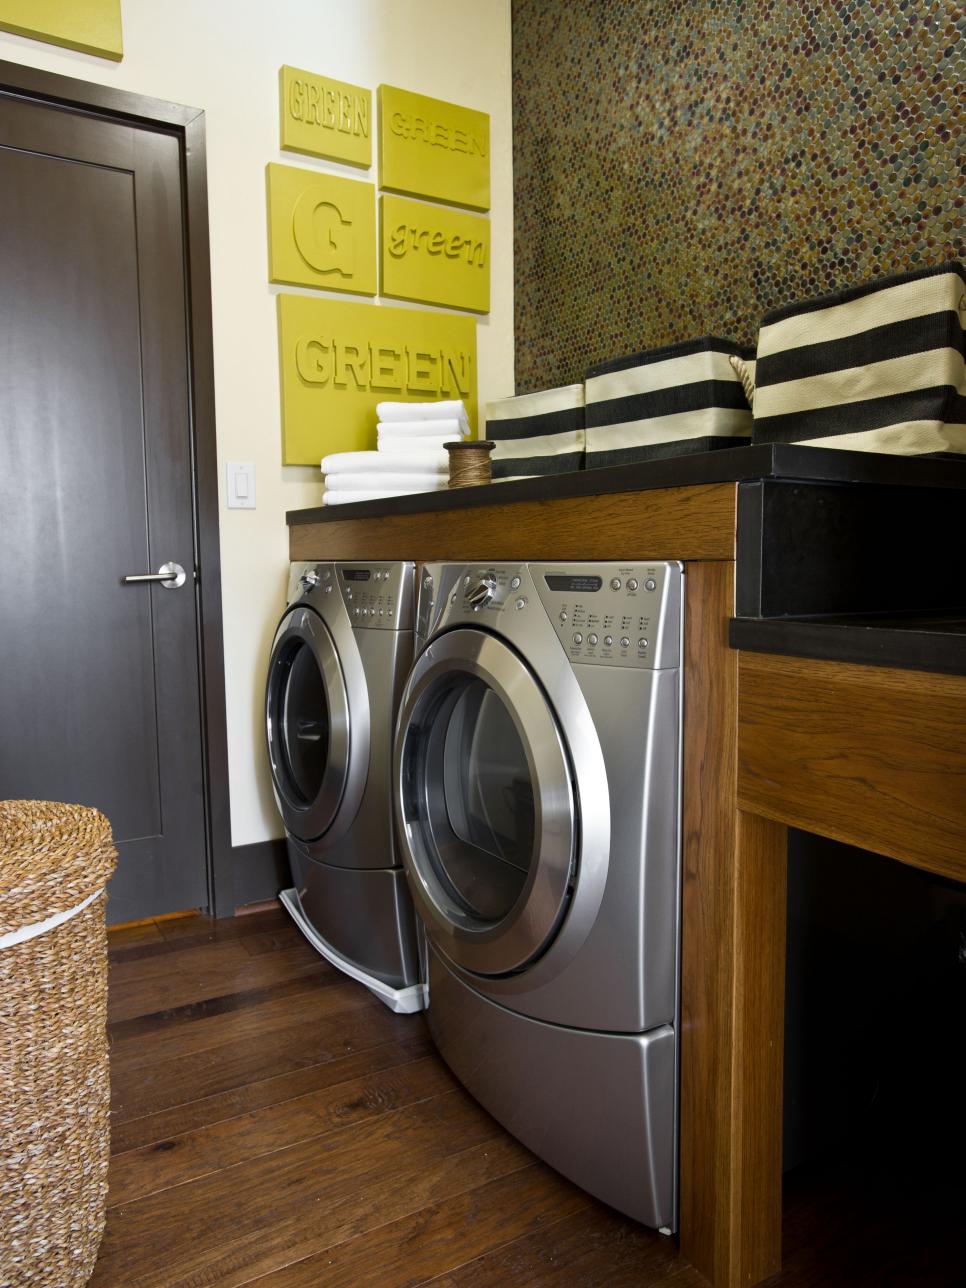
[267,163,376,296]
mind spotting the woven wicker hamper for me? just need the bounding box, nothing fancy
[0,801,117,1287]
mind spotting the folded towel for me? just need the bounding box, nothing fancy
[322,483,448,505]
[377,435,456,455]
[325,471,446,492]
[377,400,469,428]
[321,450,447,475]
[376,418,467,440]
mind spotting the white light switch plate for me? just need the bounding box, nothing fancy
[227,461,256,509]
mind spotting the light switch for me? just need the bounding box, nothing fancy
[227,461,256,509]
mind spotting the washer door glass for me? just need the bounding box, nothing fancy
[266,607,350,841]
[397,628,576,976]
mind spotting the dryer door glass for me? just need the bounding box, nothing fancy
[397,628,575,976]
[266,607,351,842]
[436,676,535,920]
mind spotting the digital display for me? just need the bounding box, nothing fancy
[343,569,371,581]
[544,574,602,593]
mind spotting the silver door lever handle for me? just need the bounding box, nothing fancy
[123,561,188,589]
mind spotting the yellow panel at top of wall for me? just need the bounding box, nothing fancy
[378,85,490,212]
[280,65,372,168]
[0,0,122,59]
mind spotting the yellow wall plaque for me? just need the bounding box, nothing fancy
[267,164,376,296]
[0,0,121,59]
[279,66,372,168]
[380,195,489,314]
[278,294,477,464]
[378,85,490,212]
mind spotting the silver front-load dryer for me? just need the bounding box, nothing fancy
[267,560,425,1013]
[393,561,683,1226]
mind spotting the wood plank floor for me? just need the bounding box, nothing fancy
[92,908,963,1287]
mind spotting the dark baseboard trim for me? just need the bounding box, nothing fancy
[231,837,289,911]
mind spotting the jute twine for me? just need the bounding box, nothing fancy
[446,440,496,488]
[0,801,117,1287]
[729,353,756,407]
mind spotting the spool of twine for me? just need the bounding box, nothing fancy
[445,439,495,488]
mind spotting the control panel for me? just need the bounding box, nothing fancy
[428,561,682,670]
[533,563,682,670]
[289,561,414,630]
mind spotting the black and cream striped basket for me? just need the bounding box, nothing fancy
[752,262,966,455]
[484,384,585,482]
[583,337,754,468]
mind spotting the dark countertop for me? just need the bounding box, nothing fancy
[287,442,966,526]
[730,612,966,677]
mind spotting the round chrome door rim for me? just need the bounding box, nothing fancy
[394,628,576,977]
[266,606,350,842]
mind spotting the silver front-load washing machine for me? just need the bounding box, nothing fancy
[266,560,425,1013]
[393,561,683,1227]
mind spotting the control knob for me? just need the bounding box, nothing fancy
[300,568,320,592]
[466,576,497,608]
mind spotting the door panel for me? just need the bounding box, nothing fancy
[395,628,576,975]
[266,606,351,843]
[0,94,207,921]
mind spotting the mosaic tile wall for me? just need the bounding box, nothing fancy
[511,0,966,392]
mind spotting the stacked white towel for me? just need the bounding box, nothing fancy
[321,402,471,505]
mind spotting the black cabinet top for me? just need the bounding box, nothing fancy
[287,442,966,527]
[729,613,966,677]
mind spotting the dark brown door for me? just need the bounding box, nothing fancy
[0,92,209,922]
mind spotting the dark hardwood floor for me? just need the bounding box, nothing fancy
[93,908,963,1287]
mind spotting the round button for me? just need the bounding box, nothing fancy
[324,584,332,593]
[610,577,622,590]
[510,576,521,590]
[515,597,527,610]
[627,578,639,591]
[620,636,630,648]
[604,635,613,646]
[424,576,433,589]
[572,633,583,646]
[644,578,657,592]
[559,610,568,622]
[345,588,352,599]
[639,638,648,649]
[588,633,598,646]
[463,575,471,586]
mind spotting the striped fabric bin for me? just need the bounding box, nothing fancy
[752,262,966,455]
[484,384,585,481]
[584,337,754,468]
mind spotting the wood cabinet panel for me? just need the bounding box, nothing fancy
[737,652,966,883]
[679,563,786,1287]
[289,483,737,563]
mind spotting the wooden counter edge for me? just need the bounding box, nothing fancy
[289,481,737,564]
[737,650,966,884]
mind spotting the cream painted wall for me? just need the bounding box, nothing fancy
[0,0,514,847]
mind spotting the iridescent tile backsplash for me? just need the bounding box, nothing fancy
[511,0,965,392]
